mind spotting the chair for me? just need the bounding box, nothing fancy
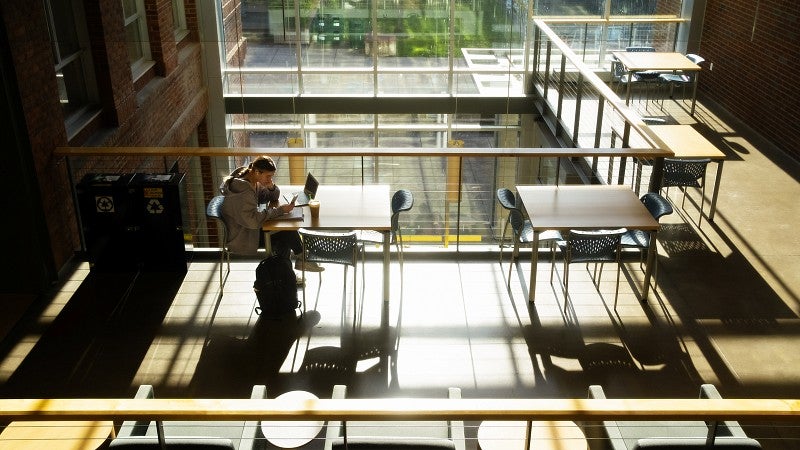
[496,188,517,258]
[611,58,640,95]
[505,209,562,288]
[206,196,231,292]
[622,46,660,102]
[324,384,466,450]
[110,384,267,450]
[299,229,363,330]
[358,189,414,266]
[585,384,761,450]
[621,193,673,285]
[552,229,626,311]
[662,158,712,225]
[658,53,705,104]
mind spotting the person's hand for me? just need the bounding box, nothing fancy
[281,203,294,214]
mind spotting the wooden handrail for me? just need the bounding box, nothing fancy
[54,146,672,158]
[1,397,798,422]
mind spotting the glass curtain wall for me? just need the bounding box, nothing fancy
[221,0,683,246]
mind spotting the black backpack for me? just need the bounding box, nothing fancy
[253,255,300,318]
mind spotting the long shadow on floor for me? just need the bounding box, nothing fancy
[0,270,184,398]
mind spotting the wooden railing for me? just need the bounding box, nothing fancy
[2,396,799,422]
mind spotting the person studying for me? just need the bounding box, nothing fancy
[219,156,323,284]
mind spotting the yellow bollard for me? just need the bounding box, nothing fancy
[287,137,306,185]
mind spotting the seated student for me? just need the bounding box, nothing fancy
[219,156,323,277]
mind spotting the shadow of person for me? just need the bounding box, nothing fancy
[189,310,321,397]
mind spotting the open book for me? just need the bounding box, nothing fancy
[274,207,303,221]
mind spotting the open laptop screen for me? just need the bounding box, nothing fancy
[292,173,319,206]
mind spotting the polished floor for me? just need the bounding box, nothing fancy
[1,96,799,448]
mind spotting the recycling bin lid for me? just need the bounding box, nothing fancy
[79,173,135,186]
[138,173,181,184]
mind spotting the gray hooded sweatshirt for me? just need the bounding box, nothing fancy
[219,174,282,254]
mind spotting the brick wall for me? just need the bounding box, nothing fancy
[1,0,210,279]
[1,0,77,274]
[699,0,800,160]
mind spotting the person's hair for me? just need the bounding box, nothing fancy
[249,156,277,173]
[222,156,277,192]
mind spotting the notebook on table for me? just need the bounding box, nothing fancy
[291,173,319,206]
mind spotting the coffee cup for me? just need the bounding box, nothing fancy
[308,199,320,219]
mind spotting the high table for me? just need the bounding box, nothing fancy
[516,185,660,303]
[645,125,726,222]
[264,185,392,305]
[0,420,114,450]
[612,51,701,115]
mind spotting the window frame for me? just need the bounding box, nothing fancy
[122,0,153,79]
[43,0,100,140]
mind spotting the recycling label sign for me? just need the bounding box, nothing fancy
[146,198,165,214]
[96,196,115,213]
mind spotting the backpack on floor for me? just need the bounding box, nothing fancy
[253,255,299,318]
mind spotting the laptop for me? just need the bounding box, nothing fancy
[291,172,319,206]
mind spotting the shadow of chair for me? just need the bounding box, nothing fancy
[505,209,562,288]
[358,189,414,268]
[206,196,231,292]
[621,193,673,285]
[299,229,363,332]
[662,158,712,226]
[324,384,466,450]
[109,384,267,450]
[585,384,761,450]
[551,229,626,311]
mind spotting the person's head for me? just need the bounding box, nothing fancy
[243,156,277,186]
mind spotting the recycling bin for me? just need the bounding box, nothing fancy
[132,172,192,272]
[76,173,139,271]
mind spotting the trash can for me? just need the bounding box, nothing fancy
[132,173,192,272]
[76,173,140,272]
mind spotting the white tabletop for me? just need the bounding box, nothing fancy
[612,51,701,72]
[264,185,391,231]
[646,125,726,160]
[516,185,659,232]
[260,391,324,448]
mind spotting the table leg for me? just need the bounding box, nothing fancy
[528,232,541,303]
[691,72,700,115]
[709,160,724,222]
[383,231,390,304]
[625,70,633,105]
[641,230,657,301]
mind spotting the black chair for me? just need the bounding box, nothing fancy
[586,384,761,450]
[662,158,712,225]
[206,196,230,292]
[324,384,466,450]
[110,384,267,450]
[552,229,626,311]
[496,188,517,259]
[299,229,363,331]
[623,46,660,103]
[611,58,640,95]
[658,53,705,104]
[505,209,562,288]
[621,193,673,288]
[358,189,414,267]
